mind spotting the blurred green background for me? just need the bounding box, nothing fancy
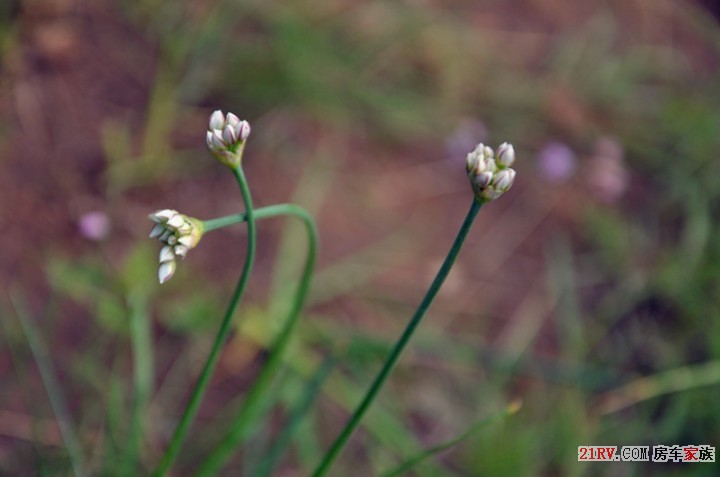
[1,0,720,475]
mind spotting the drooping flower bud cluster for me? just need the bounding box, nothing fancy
[206,110,251,167]
[466,142,517,202]
[148,209,204,284]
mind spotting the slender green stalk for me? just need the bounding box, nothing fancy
[194,204,318,476]
[253,356,336,477]
[203,203,310,231]
[312,199,483,477]
[9,292,88,477]
[121,290,153,476]
[151,166,256,477]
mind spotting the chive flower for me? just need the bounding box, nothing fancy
[205,110,251,168]
[148,209,204,283]
[466,142,517,202]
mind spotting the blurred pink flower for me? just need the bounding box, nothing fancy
[537,141,576,182]
[586,137,628,203]
[78,211,110,241]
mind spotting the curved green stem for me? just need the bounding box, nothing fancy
[151,166,256,477]
[311,199,483,477]
[194,204,318,477]
[203,204,308,231]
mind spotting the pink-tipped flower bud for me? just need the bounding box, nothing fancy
[209,110,225,131]
[496,142,515,167]
[205,109,251,168]
[158,260,177,284]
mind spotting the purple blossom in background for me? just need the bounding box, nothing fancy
[78,211,110,241]
[537,141,576,182]
[586,137,628,203]
[445,119,488,159]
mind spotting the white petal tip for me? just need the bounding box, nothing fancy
[158,261,176,284]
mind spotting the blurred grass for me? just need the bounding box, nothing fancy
[3,0,720,475]
[7,293,87,477]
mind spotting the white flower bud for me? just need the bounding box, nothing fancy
[496,142,515,167]
[238,121,251,141]
[487,158,498,172]
[472,143,486,157]
[176,223,192,235]
[226,112,240,128]
[159,246,175,263]
[466,153,479,173]
[149,223,164,238]
[150,209,177,223]
[174,244,189,258]
[211,130,225,150]
[474,171,494,189]
[178,235,195,248]
[167,214,185,229]
[158,260,177,284]
[492,168,515,191]
[222,124,238,145]
[209,110,225,130]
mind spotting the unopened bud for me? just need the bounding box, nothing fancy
[174,244,189,258]
[158,260,177,284]
[225,112,240,128]
[492,168,516,192]
[159,246,175,263]
[474,171,494,189]
[465,141,517,203]
[205,109,251,168]
[209,110,225,131]
[496,142,515,167]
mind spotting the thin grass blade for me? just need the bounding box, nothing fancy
[10,291,89,477]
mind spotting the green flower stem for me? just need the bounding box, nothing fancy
[123,290,153,476]
[311,199,483,477]
[152,166,256,477]
[194,203,318,477]
[203,203,310,231]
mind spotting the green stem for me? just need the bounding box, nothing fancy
[123,290,153,476]
[253,357,336,477]
[311,199,483,477]
[203,204,308,231]
[151,166,256,477]
[194,204,318,476]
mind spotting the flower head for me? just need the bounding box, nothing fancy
[148,209,204,283]
[466,142,517,202]
[78,211,110,241]
[205,110,251,168]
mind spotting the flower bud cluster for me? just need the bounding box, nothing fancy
[206,110,251,167]
[466,142,517,202]
[148,209,204,284]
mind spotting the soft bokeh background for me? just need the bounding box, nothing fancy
[2,0,720,475]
